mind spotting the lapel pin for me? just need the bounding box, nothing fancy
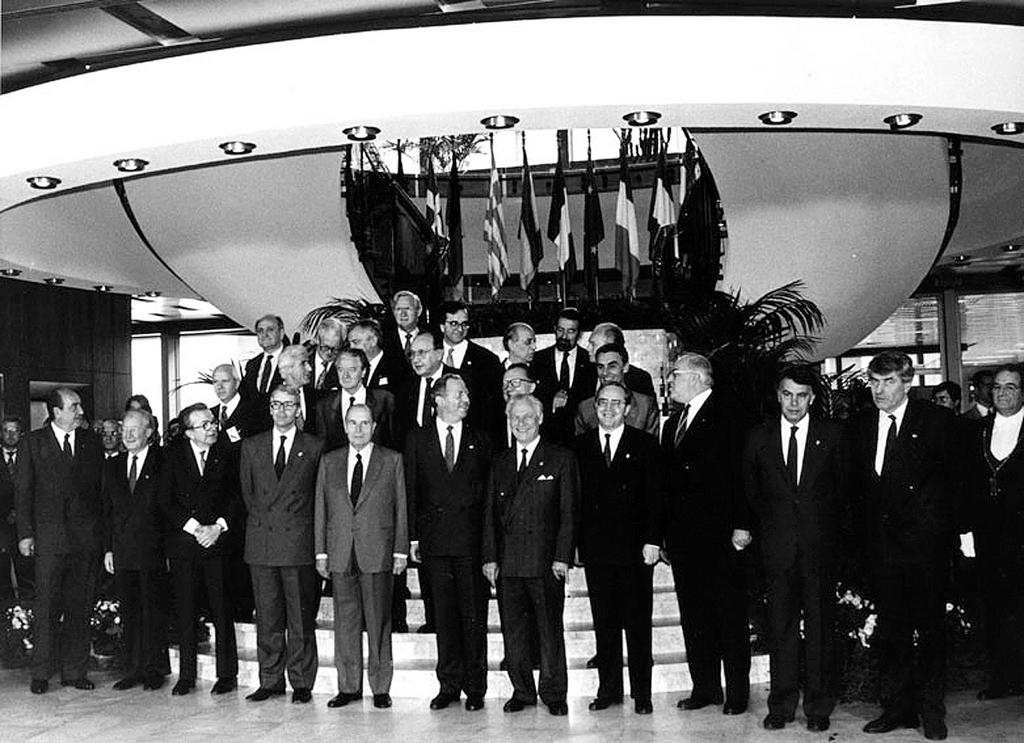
[911,433,919,440]
[815,439,821,446]
[625,453,631,460]
[297,451,304,457]
[468,444,475,450]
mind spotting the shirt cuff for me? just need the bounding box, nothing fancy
[183,518,200,535]
[216,517,229,532]
[393,553,408,559]
[643,543,661,551]
[315,553,328,560]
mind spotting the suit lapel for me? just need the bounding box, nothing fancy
[799,418,826,493]
[355,446,382,511]
[768,421,789,483]
[274,431,305,499]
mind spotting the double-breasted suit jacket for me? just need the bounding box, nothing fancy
[103,448,165,571]
[241,351,285,401]
[314,444,409,574]
[393,365,458,452]
[531,345,597,445]
[240,430,324,567]
[574,392,661,439]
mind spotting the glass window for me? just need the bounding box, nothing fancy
[130,335,164,430]
[959,292,1024,374]
[839,296,943,385]
[176,331,261,413]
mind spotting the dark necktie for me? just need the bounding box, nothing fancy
[444,425,455,472]
[404,333,413,354]
[316,365,327,390]
[350,453,363,506]
[882,414,898,473]
[199,450,207,475]
[349,396,357,417]
[128,454,138,494]
[673,404,690,448]
[445,346,456,369]
[517,447,529,486]
[274,436,286,479]
[5,452,14,477]
[559,352,571,389]
[420,379,432,426]
[786,425,799,487]
[259,354,274,394]
[63,433,73,458]
[603,433,612,466]
[220,405,228,428]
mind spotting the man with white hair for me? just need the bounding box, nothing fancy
[242,314,287,400]
[308,316,344,397]
[277,344,317,434]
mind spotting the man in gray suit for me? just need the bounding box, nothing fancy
[315,404,409,710]
[240,385,324,704]
[575,344,660,437]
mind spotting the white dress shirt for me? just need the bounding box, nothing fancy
[597,423,625,461]
[874,398,909,475]
[416,370,443,426]
[443,339,469,369]
[514,435,541,471]
[257,346,283,391]
[556,347,578,387]
[126,445,150,480]
[341,385,368,418]
[272,425,297,463]
[991,408,1024,461]
[684,388,713,431]
[366,350,384,386]
[183,441,228,535]
[435,418,463,465]
[780,414,810,485]
[50,422,75,454]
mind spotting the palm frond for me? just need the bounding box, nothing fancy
[300,298,384,336]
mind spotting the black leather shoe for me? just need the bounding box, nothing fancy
[142,674,165,691]
[292,688,312,704]
[246,686,285,702]
[548,701,568,716]
[807,716,831,732]
[30,679,48,695]
[172,680,195,696]
[113,676,140,691]
[923,717,948,741]
[430,692,459,710]
[465,693,485,711]
[392,621,409,633]
[588,697,622,711]
[503,698,535,712]
[677,695,722,710]
[373,693,392,709]
[211,677,237,695]
[863,712,919,734]
[763,713,790,729]
[327,692,360,708]
[634,699,653,715]
[61,678,95,690]
[585,654,598,669]
[723,700,748,715]
[416,624,435,634]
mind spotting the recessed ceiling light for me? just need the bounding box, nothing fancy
[623,111,661,127]
[43,277,65,285]
[219,141,256,155]
[758,110,798,126]
[883,113,923,131]
[991,121,1024,136]
[26,175,61,190]
[113,158,149,173]
[93,284,112,292]
[144,290,162,297]
[953,254,970,264]
[1,268,22,277]
[480,115,520,130]
[343,126,381,142]
[1003,244,1021,252]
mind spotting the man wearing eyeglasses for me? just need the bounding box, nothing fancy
[531,307,597,445]
[499,364,538,451]
[316,348,395,453]
[239,386,324,704]
[157,403,238,697]
[438,301,504,446]
[574,344,660,437]
[307,317,345,399]
[277,344,318,435]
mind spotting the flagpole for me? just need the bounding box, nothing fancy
[589,129,599,307]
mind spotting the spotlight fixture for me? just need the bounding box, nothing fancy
[26,175,61,190]
[219,141,256,155]
[758,110,797,126]
[343,126,381,142]
[481,114,520,130]
[93,284,112,292]
[43,277,65,285]
[953,255,970,265]
[623,111,661,127]
[143,290,162,297]
[991,121,1024,136]
[1,268,22,277]
[1004,244,1021,252]
[113,158,149,173]
[883,113,923,131]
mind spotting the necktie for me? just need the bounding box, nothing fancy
[259,354,274,394]
[128,455,138,493]
[220,404,228,428]
[350,453,363,506]
[295,396,305,431]
[420,379,431,426]
[445,346,456,368]
[63,433,73,458]
[559,352,571,388]
[6,452,15,476]
[404,333,413,354]
[199,450,207,476]
[517,447,529,486]
[673,404,690,448]
[444,425,456,472]
[786,425,799,487]
[349,396,357,417]
[316,365,327,390]
[274,435,286,479]
[882,414,898,473]
[603,433,612,466]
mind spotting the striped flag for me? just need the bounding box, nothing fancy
[582,149,604,301]
[614,141,641,298]
[445,158,464,288]
[484,147,510,296]
[648,141,677,261]
[424,158,446,246]
[518,144,543,291]
[547,157,577,278]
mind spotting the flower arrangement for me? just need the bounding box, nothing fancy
[90,599,123,658]
[0,603,35,668]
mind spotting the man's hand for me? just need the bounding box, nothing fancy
[482,561,499,587]
[393,555,408,575]
[195,524,222,549]
[731,529,752,551]
[18,537,34,558]
[642,544,661,566]
[551,561,569,581]
[410,541,421,563]
[316,556,329,579]
[552,390,569,411]
[104,551,115,575]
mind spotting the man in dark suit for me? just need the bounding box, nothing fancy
[315,404,409,710]
[965,364,1024,701]
[743,365,845,732]
[405,374,492,711]
[586,321,657,399]
[1,415,31,600]
[574,382,662,715]
[241,314,287,401]
[438,301,504,444]
[964,369,995,421]
[531,307,597,445]
[307,316,344,398]
[277,344,318,435]
[850,352,957,741]
[574,343,660,437]
[349,319,409,394]
[240,385,324,704]
[502,323,536,369]
[385,290,423,364]
[15,388,104,694]
[661,352,752,715]
[102,408,169,691]
[482,393,578,716]
[211,363,269,443]
[316,348,395,452]
[157,402,239,696]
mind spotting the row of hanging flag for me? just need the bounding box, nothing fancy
[421,129,706,301]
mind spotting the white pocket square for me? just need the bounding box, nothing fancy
[537,474,555,481]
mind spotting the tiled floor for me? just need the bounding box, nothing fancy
[1,668,1020,742]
